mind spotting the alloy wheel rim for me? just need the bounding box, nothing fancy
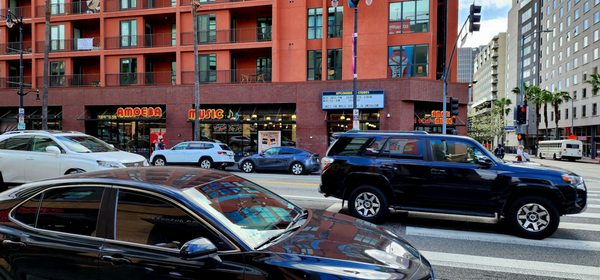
[517,203,550,232]
[355,192,381,218]
[200,160,211,169]
[242,162,253,172]
[154,158,165,166]
[292,164,303,174]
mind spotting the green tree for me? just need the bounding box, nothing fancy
[586,73,600,96]
[549,91,571,139]
[541,89,553,137]
[493,97,512,143]
[469,113,502,144]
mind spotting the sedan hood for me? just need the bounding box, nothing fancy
[266,210,426,278]
[82,151,147,164]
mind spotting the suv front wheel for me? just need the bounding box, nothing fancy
[506,196,560,239]
[349,185,388,224]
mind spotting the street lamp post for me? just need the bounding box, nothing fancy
[4,11,39,130]
[192,1,201,141]
[519,29,551,143]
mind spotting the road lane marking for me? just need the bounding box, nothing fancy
[569,212,600,219]
[283,195,340,201]
[559,222,600,231]
[587,204,600,209]
[588,194,600,197]
[421,251,600,280]
[254,180,319,187]
[406,227,600,251]
[589,198,600,203]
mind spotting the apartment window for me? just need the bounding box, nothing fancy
[558,110,561,121]
[584,36,589,47]
[198,54,216,83]
[584,19,590,30]
[120,0,136,10]
[50,0,65,15]
[257,17,272,41]
[120,20,137,48]
[573,106,577,118]
[50,25,65,51]
[49,61,65,87]
[593,103,598,115]
[388,44,429,78]
[307,50,322,80]
[389,0,430,34]
[583,88,587,98]
[575,9,580,20]
[582,105,587,117]
[566,108,569,119]
[594,48,599,60]
[595,30,599,42]
[307,8,323,39]
[327,49,342,80]
[197,14,216,44]
[584,1,590,13]
[171,24,176,46]
[327,7,343,38]
[574,90,578,100]
[256,57,272,81]
[595,12,600,24]
[120,58,137,86]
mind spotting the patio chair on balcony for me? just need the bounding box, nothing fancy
[256,73,265,83]
[241,74,250,83]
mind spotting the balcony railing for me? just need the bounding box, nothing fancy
[35,2,97,17]
[104,0,176,12]
[181,27,272,45]
[0,42,34,55]
[105,72,176,87]
[181,68,272,84]
[105,33,176,50]
[35,39,101,53]
[0,7,32,19]
[0,76,33,88]
[180,0,245,5]
[36,74,101,88]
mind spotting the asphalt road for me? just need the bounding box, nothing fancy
[231,158,600,280]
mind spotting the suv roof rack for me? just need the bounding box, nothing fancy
[1,130,74,135]
[342,130,429,135]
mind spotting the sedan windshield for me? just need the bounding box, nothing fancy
[183,175,303,249]
[56,135,118,153]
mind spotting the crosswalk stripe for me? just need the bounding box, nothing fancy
[559,222,600,231]
[421,251,600,280]
[587,204,600,209]
[588,194,600,197]
[569,212,600,219]
[282,195,340,202]
[406,227,600,251]
[589,198,600,203]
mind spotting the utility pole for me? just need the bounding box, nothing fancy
[192,1,200,141]
[42,0,51,130]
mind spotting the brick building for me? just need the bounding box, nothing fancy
[0,0,466,157]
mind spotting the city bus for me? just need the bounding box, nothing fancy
[538,140,583,161]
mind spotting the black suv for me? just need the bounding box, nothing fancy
[320,131,588,239]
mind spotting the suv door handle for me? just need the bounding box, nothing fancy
[2,240,26,249]
[101,255,132,265]
[430,168,447,175]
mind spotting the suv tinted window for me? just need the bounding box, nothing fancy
[36,187,104,236]
[328,137,370,156]
[115,190,229,250]
[430,139,485,164]
[219,144,231,151]
[0,136,31,151]
[362,137,387,157]
[381,138,423,159]
[32,136,62,153]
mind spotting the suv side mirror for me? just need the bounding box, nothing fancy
[476,156,493,167]
[45,146,61,155]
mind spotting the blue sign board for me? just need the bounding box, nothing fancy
[321,90,385,110]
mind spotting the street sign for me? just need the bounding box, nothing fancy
[18,108,24,114]
[353,109,359,120]
[17,123,25,130]
[504,126,515,131]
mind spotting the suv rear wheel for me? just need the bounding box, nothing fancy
[506,196,559,239]
[199,157,213,169]
[349,185,388,224]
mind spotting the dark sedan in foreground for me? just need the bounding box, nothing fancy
[239,147,320,175]
[0,167,433,280]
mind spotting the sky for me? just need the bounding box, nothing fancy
[458,0,512,48]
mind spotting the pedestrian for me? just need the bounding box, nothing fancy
[157,136,165,150]
[516,145,525,162]
[522,148,531,162]
[494,144,505,159]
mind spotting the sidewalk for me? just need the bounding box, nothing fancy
[503,154,599,164]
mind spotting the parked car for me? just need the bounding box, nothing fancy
[228,135,254,147]
[150,141,234,169]
[320,131,588,239]
[0,167,434,280]
[239,147,320,175]
[0,130,148,190]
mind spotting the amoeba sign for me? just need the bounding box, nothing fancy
[321,90,385,110]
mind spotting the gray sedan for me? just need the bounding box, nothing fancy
[238,147,320,175]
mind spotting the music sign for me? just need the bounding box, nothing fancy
[321,90,384,110]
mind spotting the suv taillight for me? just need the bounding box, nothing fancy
[217,151,227,155]
[321,157,334,171]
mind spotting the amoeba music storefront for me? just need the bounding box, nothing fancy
[188,104,297,158]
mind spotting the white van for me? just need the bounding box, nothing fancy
[538,140,583,161]
[0,130,148,188]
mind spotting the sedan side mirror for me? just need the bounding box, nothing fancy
[476,156,493,167]
[180,238,222,268]
[45,146,61,155]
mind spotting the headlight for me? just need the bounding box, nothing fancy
[97,160,125,168]
[562,174,585,190]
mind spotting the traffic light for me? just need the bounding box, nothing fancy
[348,0,360,8]
[516,103,528,125]
[517,133,526,142]
[450,97,460,117]
[469,4,482,32]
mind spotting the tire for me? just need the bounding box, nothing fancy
[290,162,305,175]
[199,157,213,169]
[538,153,544,159]
[506,196,560,239]
[348,185,389,224]
[240,160,255,173]
[152,156,167,166]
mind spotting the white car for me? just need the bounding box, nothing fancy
[150,141,235,169]
[0,130,148,189]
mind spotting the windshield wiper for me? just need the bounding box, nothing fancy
[254,209,309,250]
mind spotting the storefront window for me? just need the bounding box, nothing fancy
[413,102,457,134]
[389,0,430,34]
[388,44,428,78]
[0,107,62,132]
[326,110,381,143]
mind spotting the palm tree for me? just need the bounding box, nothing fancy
[586,73,600,96]
[493,97,512,143]
[513,84,544,136]
[549,91,571,139]
[541,89,553,137]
